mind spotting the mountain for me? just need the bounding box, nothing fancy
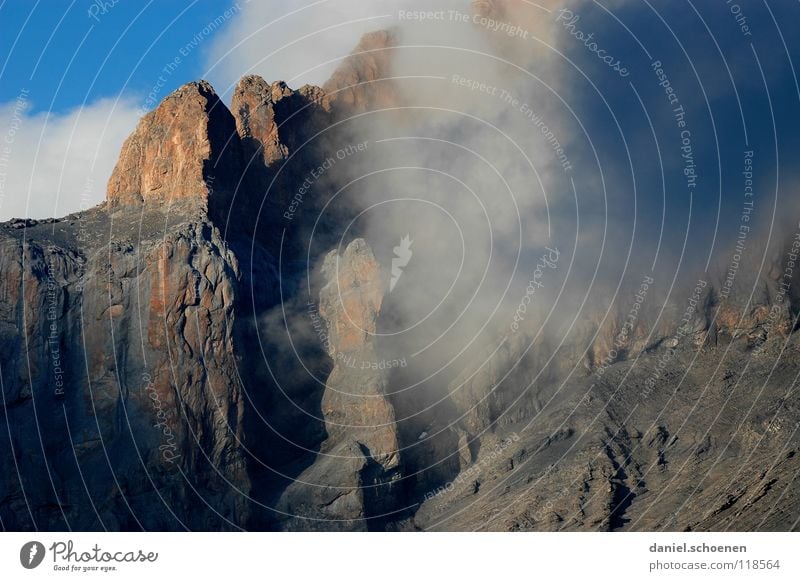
[1,29,798,532]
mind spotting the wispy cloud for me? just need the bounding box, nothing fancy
[0,96,139,221]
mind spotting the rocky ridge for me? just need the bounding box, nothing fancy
[0,26,798,532]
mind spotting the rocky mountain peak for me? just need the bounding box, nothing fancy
[230,74,334,178]
[323,29,399,113]
[106,80,241,213]
[5,16,799,534]
[231,75,295,166]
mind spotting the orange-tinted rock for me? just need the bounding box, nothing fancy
[107,81,240,211]
[232,76,294,166]
[231,75,332,169]
[319,238,383,354]
[276,239,401,530]
[318,239,398,464]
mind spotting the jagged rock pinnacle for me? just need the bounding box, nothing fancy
[106,80,240,211]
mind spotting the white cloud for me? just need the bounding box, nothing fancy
[204,0,439,93]
[0,96,140,221]
[1,1,433,222]
[1,0,570,221]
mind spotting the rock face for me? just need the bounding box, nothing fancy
[1,40,800,532]
[448,332,541,437]
[419,268,800,531]
[0,49,412,530]
[0,79,260,531]
[107,81,241,216]
[0,209,249,530]
[318,239,398,457]
[276,239,402,531]
[231,76,331,168]
[232,76,295,167]
[416,324,800,532]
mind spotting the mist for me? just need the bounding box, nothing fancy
[213,0,800,477]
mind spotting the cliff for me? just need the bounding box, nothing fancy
[0,30,412,530]
[1,29,799,532]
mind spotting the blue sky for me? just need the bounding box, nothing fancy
[1,0,799,241]
[0,0,236,114]
[0,0,259,220]
[0,0,399,219]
